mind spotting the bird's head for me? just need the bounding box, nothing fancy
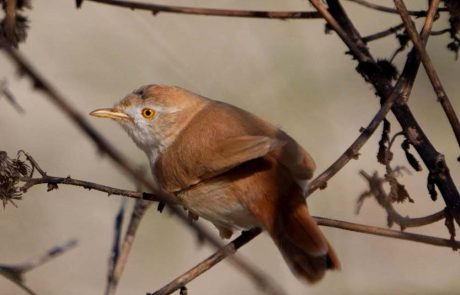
[90,84,207,153]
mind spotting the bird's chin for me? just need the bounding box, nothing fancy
[120,123,161,153]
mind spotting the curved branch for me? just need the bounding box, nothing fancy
[362,23,405,43]
[359,170,445,229]
[346,0,445,17]
[81,0,321,20]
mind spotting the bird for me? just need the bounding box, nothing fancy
[90,84,339,283]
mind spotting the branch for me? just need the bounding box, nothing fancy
[0,79,25,113]
[0,46,284,295]
[362,23,405,43]
[80,0,321,20]
[314,216,459,249]
[150,228,262,295]
[0,239,77,295]
[105,199,152,295]
[21,175,160,202]
[358,170,445,230]
[152,216,460,295]
[346,0,444,17]
[309,0,460,226]
[394,0,460,150]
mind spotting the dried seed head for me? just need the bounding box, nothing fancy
[0,151,31,207]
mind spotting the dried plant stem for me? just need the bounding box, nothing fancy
[394,0,460,149]
[151,228,262,295]
[345,0,443,17]
[0,239,77,295]
[105,200,151,295]
[82,0,321,19]
[362,23,405,43]
[359,171,445,229]
[314,217,459,248]
[21,175,159,202]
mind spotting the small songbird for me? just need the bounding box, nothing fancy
[90,85,339,283]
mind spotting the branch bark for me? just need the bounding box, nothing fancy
[81,0,321,19]
[394,0,460,149]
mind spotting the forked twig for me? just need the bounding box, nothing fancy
[0,239,77,295]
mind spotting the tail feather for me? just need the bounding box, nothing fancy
[271,198,340,283]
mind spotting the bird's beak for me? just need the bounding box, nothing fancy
[89,108,130,121]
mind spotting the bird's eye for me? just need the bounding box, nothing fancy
[141,108,155,119]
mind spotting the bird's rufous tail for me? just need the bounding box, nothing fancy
[268,195,340,283]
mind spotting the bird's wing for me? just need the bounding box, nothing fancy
[199,135,280,178]
[155,101,312,192]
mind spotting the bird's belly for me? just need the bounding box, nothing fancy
[177,180,259,231]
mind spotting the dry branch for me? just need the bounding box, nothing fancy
[0,239,77,295]
[80,0,321,19]
[394,0,460,149]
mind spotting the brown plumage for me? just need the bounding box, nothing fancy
[90,84,340,283]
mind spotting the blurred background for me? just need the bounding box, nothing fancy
[1,0,460,294]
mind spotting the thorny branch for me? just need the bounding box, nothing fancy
[78,0,322,20]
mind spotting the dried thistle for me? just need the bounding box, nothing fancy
[0,0,31,47]
[0,14,29,47]
[0,151,31,207]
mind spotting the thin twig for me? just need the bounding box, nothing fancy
[346,0,443,17]
[0,239,77,295]
[358,170,445,229]
[105,199,151,295]
[394,0,460,150]
[314,216,460,248]
[81,0,321,19]
[21,175,159,201]
[151,228,262,295]
[106,199,127,295]
[362,23,405,43]
[0,43,284,295]
[0,80,24,113]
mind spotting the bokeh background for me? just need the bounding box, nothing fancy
[1,1,460,294]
